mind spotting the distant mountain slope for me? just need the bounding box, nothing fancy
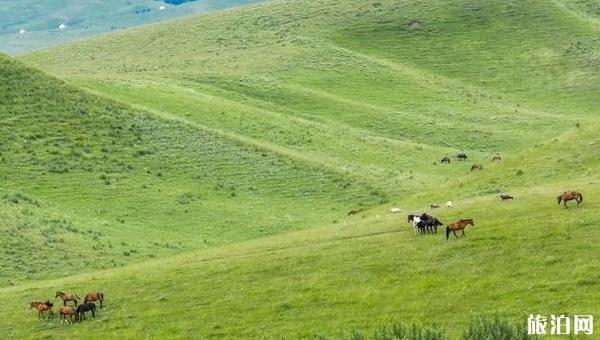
[21,0,600,196]
[0,53,375,286]
[0,0,266,54]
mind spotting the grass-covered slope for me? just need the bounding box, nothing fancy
[1,0,599,338]
[20,0,600,197]
[0,54,377,286]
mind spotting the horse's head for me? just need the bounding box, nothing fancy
[45,300,53,307]
[464,219,474,226]
[55,292,62,298]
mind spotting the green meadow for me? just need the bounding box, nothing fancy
[1,0,599,338]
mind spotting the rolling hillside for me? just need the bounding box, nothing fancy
[1,0,599,338]
[0,53,376,286]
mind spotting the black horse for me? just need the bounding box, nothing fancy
[75,302,96,321]
[440,156,451,164]
[416,214,443,234]
[456,153,468,161]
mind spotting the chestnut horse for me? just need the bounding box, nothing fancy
[558,191,583,208]
[56,291,80,306]
[30,301,54,319]
[84,291,104,308]
[446,219,475,240]
[59,306,77,324]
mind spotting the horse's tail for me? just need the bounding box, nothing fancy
[578,193,584,205]
[446,227,451,240]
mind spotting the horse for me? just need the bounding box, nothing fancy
[430,204,440,209]
[446,201,454,208]
[418,217,443,234]
[557,191,583,208]
[84,291,104,308]
[492,156,502,163]
[446,219,475,240]
[440,156,451,164]
[471,164,483,171]
[347,208,364,216]
[59,306,78,325]
[30,300,54,319]
[456,153,468,161]
[500,194,514,201]
[75,302,96,321]
[56,291,80,306]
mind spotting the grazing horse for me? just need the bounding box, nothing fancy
[347,208,364,216]
[500,194,514,201]
[59,306,77,325]
[456,153,468,161]
[492,156,502,163]
[30,301,54,319]
[56,291,80,306]
[440,156,451,164]
[446,219,475,240]
[471,164,483,171]
[418,217,443,234]
[75,302,96,321]
[84,291,104,309]
[430,204,440,209]
[558,191,583,208]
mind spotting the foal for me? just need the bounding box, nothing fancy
[59,306,78,324]
[446,219,475,240]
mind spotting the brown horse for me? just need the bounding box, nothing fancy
[84,291,104,308]
[471,164,483,171]
[446,219,475,240]
[558,191,583,208]
[30,301,54,319]
[56,291,80,306]
[59,306,78,325]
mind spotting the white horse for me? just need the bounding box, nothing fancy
[408,214,422,234]
[446,201,454,208]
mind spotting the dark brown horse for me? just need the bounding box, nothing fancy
[471,164,483,171]
[457,153,468,161]
[59,306,78,325]
[500,194,514,201]
[446,219,475,240]
[440,156,451,164]
[492,156,502,163]
[56,291,80,306]
[84,291,104,308]
[30,300,54,319]
[558,191,583,208]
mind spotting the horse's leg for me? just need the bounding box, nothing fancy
[63,300,66,306]
[461,230,466,237]
[100,298,103,309]
[92,309,95,318]
[453,231,459,238]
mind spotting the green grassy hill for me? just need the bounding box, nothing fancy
[0,53,376,286]
[1,0,599,338]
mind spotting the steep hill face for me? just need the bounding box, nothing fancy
[0,54,375,286]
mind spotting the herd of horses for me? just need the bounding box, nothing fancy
[29,291,104,324]
[437,153,501,172]
[404,190,583,240]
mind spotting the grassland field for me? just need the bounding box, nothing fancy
[1,0,599,338]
